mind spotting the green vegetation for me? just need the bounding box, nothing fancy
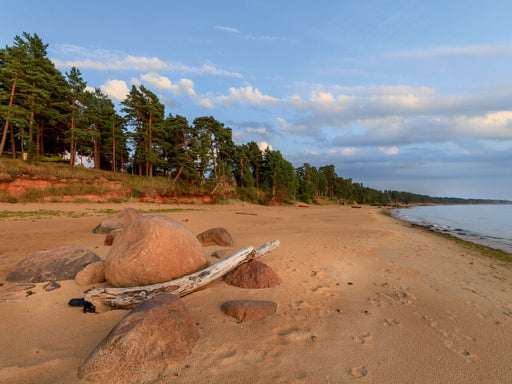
[379,209,392,217]
[1,33,510,206]
[431,230,512,264]
[138,208,199,214]
[0,209,82,220]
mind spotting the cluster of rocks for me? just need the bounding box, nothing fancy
[4,208,281,383]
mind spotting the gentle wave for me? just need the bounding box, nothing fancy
[391,205,512,253]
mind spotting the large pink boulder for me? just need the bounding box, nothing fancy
[6,245,101,283]
[78,293,199,383]
[92,208,143,234]
[104,215,208,287]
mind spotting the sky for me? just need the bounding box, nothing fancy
[2,0,511,200]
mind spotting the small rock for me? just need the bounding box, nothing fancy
[223,260,281,289]
[104,229,122,246]
[92,208,143,234]
[75,261,105,286]
[221,300,277,322]
[43,282,61,291]
[68,298,95,313]
[7,283,35,292]
[211,249,230,259]
[197,227,234,246]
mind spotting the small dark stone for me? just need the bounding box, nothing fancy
[83,301,96,313]
[68,297,95,313]
[68,297,87,307]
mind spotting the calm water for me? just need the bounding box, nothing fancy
[391,205,512,253]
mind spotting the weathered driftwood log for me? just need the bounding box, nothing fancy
[85,240,280,312]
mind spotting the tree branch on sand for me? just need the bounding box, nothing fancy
[85,240,280,312]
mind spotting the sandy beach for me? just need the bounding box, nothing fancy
[0,202,511,384]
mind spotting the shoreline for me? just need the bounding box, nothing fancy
[1,202,512,383]
[390,205,512,256]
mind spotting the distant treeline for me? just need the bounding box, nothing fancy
[1,33,508,206]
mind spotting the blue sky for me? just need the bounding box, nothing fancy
[2,0,511,199]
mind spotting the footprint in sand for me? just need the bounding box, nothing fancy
[384,318,400,327]
[349,365,368,378]
[275,327,312,343]
[443,340,476,363]
[447,310,458,320]
[368,286,417,308]
[354,331,371,344]
[419,313,476,363]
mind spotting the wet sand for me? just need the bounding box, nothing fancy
[0,202,511,383]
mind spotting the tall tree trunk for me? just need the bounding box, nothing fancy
[147,112,153,177]
[0,74,17,158]
[112,119,116,172]
[0,120,11,159]
[93,124,100,169]
[10,122,16,158]
[69,106,76,169]
[239,158,244,187]
[37,127,43,158]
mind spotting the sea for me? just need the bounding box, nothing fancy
[391,205,512,254]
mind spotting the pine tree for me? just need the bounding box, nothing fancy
[247,141,263,188]
[193,116,235,184]
[163,114,198,184]
[233,144,255,188]
[66,66,88,168]
[262,148,298,202]
[0,35,31,158]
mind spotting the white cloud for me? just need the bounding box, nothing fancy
[175,78,196,97]
[276,117,288,130]
[197,93,215,109]
[247,127,268,135]
[335,85,435,96]
[454,111,512,139]
[140,72,173,90]
[100,79,130,101]
[53,56,168,71]
[214,26,286,42]
[342,147,357,155]
[392,43,512,59]
[51,44,242,77]
[379,146,399,155]
[138,74,197,98]
[214,25,240,34]
[167,63,242,78]
[217,86,280,107]
[259,141,273,151]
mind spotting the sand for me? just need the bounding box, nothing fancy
[0,202,511,384]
